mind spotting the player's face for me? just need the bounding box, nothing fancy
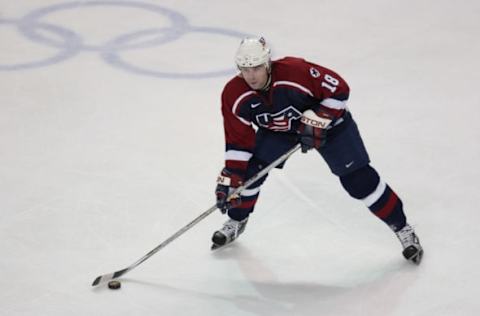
[240,65,269,90]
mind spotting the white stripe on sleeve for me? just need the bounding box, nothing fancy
[225,150,253,161]
[232,91,255,126]
[320,98,347,110]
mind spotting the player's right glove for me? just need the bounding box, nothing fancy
[298,109,334,153]
[215,168,243,214]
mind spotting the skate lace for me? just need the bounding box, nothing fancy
[222,220,241,237]
[396,225,415,247]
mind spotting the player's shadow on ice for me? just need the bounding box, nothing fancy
[210,242,418,315]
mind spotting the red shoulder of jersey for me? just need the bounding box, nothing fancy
[272,57,350,117]
[221,75,253,113]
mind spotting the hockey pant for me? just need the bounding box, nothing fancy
[228,112,408,232]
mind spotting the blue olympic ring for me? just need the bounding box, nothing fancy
[0,1,250,79]
[0,19,80,71]
[19,1,190,51]
[105,26,252,79]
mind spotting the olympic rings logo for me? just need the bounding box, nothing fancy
[0,1,250,79]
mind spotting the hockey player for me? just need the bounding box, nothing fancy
[213,37,423,264]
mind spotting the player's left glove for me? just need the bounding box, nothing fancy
[298,109,334,153]
[215,168,244,214]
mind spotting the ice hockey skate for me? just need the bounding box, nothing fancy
[395,224,424,264]
[211,218,248,250]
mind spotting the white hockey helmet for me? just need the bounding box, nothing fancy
[235,37,271,69]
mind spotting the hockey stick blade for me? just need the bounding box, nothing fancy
[92,268,128,286]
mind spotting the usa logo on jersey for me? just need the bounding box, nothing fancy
[255,106,302,131]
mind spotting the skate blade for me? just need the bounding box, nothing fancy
[405,248,424,265]
[211,243,223,251]
[211,241,234,251]
[411,249,424,265]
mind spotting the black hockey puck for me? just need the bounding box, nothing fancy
[108,280,121,290]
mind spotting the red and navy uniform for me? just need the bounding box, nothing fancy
[220,57,408,231]
[222,56,349,175]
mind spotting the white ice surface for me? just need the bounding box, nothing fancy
[1,0,479,315]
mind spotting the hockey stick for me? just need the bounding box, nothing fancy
[91,143,301,286]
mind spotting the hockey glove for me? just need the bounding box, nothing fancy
[215,168,244,214]
[298,109,334,153]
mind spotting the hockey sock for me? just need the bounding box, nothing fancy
[340,165,407,232]
[364,181,406,232]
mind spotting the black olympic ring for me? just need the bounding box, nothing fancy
[0,1,250,79]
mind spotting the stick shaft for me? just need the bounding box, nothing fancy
[91,143,301,286]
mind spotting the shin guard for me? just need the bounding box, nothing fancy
[340,165,406,231]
